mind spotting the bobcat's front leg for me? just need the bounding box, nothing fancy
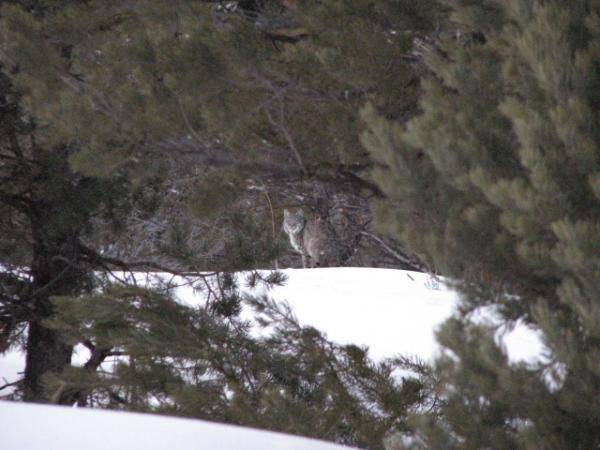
[301,253,307,269]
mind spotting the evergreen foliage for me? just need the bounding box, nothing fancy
[42,275,433,449]
[0,2,438,447]
[4,0,598,447]
[363,0,600,447]
[0,0,254,404]
[0,52,141,400]
[0,0,439,270]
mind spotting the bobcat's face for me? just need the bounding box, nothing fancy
[283,209,305,234]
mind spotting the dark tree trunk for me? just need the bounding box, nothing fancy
[24,312,73,401]
[23,214,85,402]
[1,75,101,402]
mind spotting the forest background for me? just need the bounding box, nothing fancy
[0,1,598,449]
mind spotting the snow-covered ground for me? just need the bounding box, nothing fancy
[1,268,545,388]
[0,401,356,450]
[0,268,545,450]
[240,268,543,362]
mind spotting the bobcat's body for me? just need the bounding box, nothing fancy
[283,208,333,268]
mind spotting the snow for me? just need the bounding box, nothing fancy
[0,268,545,390]
[265,268,544,363]
[0,401,356,450]
[0,350,23,387]
[245,268,457,361]
[0,268,545,449]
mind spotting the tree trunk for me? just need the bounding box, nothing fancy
[23,222,84,402]
[24,312,73,402]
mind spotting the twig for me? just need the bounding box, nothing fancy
[175,94,204,144]
[78,244,215,277]
[0,378,22,392]
[262,188,279,269]
[360,231,427,272]
[265,106,306,174]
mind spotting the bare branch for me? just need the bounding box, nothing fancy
[360,231,428,272]
[0,378,22,392]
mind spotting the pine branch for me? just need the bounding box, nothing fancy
[78,244,220,277]
[0,378,22,392]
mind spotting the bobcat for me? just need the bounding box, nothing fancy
[283,208,333,268]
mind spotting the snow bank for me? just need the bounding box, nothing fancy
[0,268,545,394]
[0,401,356,450]
[244,268,458,361]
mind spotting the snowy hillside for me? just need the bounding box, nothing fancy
[0,268,544,450]
[241,268,543,362]
[0,268,544,391]
[0,401,357,450]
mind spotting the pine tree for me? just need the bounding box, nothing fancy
[0,0,205,401]
[0,0,441,270]
[0,61,136,401]
[42,279,434,449]
[1,4,441,447]
[362,0,600,447]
